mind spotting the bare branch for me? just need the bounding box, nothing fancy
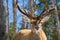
[17,4,34,19]
[37,7,55,23]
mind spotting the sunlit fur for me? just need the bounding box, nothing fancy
[14,29,47,40]
[14,23,47,40]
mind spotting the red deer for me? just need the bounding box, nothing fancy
[14,4,55,40]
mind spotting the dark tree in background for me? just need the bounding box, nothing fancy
[0,0,8,40]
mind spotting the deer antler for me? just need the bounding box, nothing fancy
[37,7,55,23]
[16,0,55,22]
[17,4,37,19]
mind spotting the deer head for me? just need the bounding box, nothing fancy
[17,4,55,34]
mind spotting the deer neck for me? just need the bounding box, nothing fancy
[30,23,35,32]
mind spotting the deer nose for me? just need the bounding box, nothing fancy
[35,27,39,30]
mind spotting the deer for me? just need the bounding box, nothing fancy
[14,3,55,40]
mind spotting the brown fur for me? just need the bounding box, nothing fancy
[14,29,47,40]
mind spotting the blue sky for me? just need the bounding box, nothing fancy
[8,0,30,31]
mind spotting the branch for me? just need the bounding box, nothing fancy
[17,4,33,19]
[37,7,55,23]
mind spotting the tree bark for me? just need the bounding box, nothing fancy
[6,0,9,40]
[13,0,17,40]
[54,5,60,40]
[0,0,7,40]
[52,0,60,40]
[13,0,17,34]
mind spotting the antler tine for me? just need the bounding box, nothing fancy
[17,4,34,19]
[37,7,55,23]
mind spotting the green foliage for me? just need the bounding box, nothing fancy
[9,22,14,40]
[52,30,58,40]
[42,14,58,40]
[58,13,60,20]
[39,0,47,3]
[57,5,60,10]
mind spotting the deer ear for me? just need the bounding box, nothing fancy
[40,15,51,24]
[37,7,55,24]
[37,15,51,24]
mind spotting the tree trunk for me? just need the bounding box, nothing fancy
[54,5,60,40]
[55,5,60,40]
[6,0,9,40]
[52,0,60,40]
[13,0,17,40]
[13,0,17,34]
[0,0,8,40]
